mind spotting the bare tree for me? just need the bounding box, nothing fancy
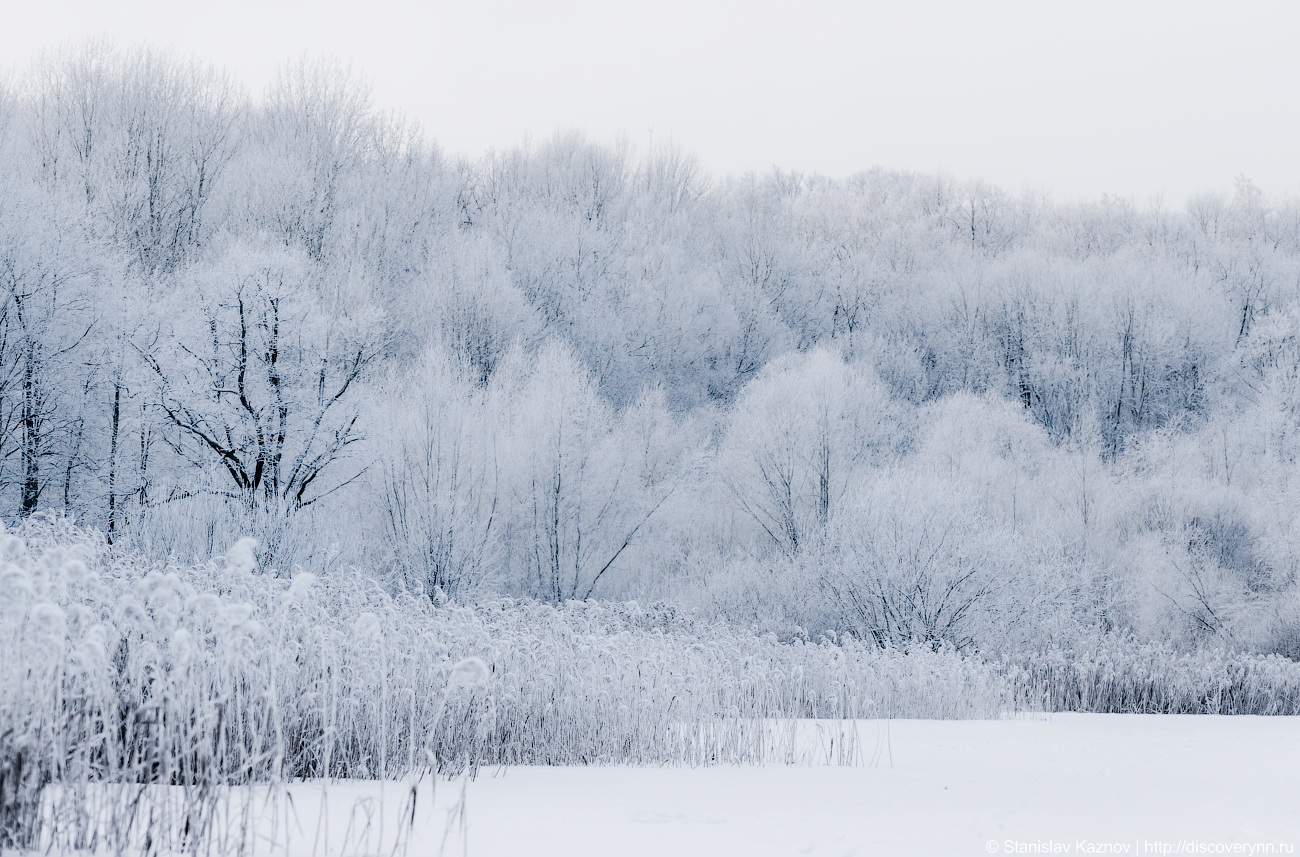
[255,57,376,261]
[27,42,245,273]
[505,343,677,601]
[380,346,501,600]
[140,251,384,511]
[719,349,897,555]
[0,189,92,517]
[821,476,1016,651]
[0,72,16,149]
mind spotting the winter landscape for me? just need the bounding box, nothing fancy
[2,5,1300,855]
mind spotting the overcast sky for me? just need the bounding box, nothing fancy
[3,0,1296,203]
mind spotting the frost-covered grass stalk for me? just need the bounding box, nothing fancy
[1003,639,1300,714]
[6,516,1300,853]
[0,516,1010,851]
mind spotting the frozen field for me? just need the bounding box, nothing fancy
[235,714,1300,857]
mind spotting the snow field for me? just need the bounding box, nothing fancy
[47,715,1290,857]
[384,715,1300,857]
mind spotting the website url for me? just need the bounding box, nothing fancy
[989,841,1296,855]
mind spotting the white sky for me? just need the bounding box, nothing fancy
[2,0,1297,203]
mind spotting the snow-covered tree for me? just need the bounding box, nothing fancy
[140,246,384,511]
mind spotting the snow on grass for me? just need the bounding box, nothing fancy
[5,516,1300,855]
[0,517,1008,851]
[1004,641,1300,714]
[39,715,1291,857]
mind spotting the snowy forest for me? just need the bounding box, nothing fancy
[4,42,1300,660]
[8,37,1300,857]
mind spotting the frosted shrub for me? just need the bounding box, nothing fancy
[822,475,1021,651]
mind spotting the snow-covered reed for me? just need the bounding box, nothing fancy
[13,515,1297,852]
[0,516,1010,852]
[1004,637,1300,714]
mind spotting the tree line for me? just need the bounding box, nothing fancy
[3,41,1300,656]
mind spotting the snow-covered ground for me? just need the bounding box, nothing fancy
[246,714,1300,857]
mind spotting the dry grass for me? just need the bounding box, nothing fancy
[1003,638,1300,714]
[6,515,1299,853]
[1,515,1010,853]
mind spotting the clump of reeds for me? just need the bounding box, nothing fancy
[1001,637,1300,714]
[0,730,44,851]
[34,515,1300,851]
[0,516,1026,851]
